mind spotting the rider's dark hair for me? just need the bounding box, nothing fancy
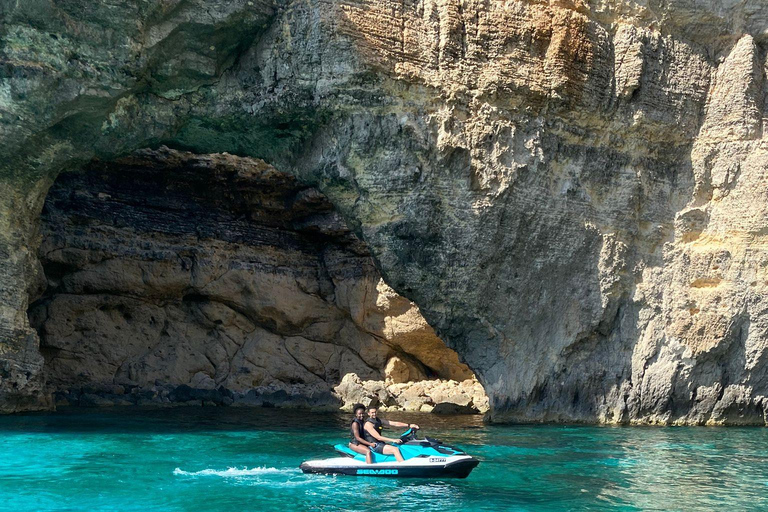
[353,403,366,414]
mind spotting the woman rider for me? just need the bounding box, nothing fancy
[348,404,373,464]
[363,405,419,462]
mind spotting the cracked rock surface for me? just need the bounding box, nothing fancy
[28,148,472,406]
[2,0,768,423]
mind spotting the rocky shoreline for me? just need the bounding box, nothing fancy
[51,372,489,415]
[53,384,338,410]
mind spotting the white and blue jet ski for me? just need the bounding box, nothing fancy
[299,428,479,478]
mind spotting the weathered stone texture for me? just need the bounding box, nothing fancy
[334,372,488,413]
[28,148,471,406]
[1,0,768,424]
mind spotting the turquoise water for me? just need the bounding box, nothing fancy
[1,408,767,511]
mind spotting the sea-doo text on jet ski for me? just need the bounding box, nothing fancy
[300,428,479,478]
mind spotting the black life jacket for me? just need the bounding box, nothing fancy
[363,417,383,444]
[350,418,365,444]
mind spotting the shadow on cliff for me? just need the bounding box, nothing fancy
[26,149,480,411]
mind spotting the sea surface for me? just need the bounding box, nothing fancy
[1,407,767,511]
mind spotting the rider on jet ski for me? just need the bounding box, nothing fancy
[348,404,374,464]
[363,405,419,462]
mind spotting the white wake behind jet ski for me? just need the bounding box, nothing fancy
[300,428,479,478]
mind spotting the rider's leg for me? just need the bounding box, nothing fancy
[348,443,373,464]
[382,444,404,462]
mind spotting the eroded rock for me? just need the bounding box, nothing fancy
[334,372,489,414]
[28,149,473,406]
[1,0,768,424]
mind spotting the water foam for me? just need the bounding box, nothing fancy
[173,467,292,477]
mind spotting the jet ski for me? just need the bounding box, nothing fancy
[299,428,479,478]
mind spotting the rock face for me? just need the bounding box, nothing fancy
[2,0,768,424]
[334,372,489,414]
[28,148,472,406]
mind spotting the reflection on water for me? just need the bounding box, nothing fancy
[1,408,767,511]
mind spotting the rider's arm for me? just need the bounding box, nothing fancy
[352,423,374,447]
[381,419,420,430]
[364,422,398,444]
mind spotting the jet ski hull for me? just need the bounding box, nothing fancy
[301,430,479,478]
[300,455,479,479]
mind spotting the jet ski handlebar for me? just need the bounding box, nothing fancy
[398,427,420,442]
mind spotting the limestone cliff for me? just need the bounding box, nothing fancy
[2,0,768,424]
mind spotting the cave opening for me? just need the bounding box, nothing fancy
[27,147,487,413]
